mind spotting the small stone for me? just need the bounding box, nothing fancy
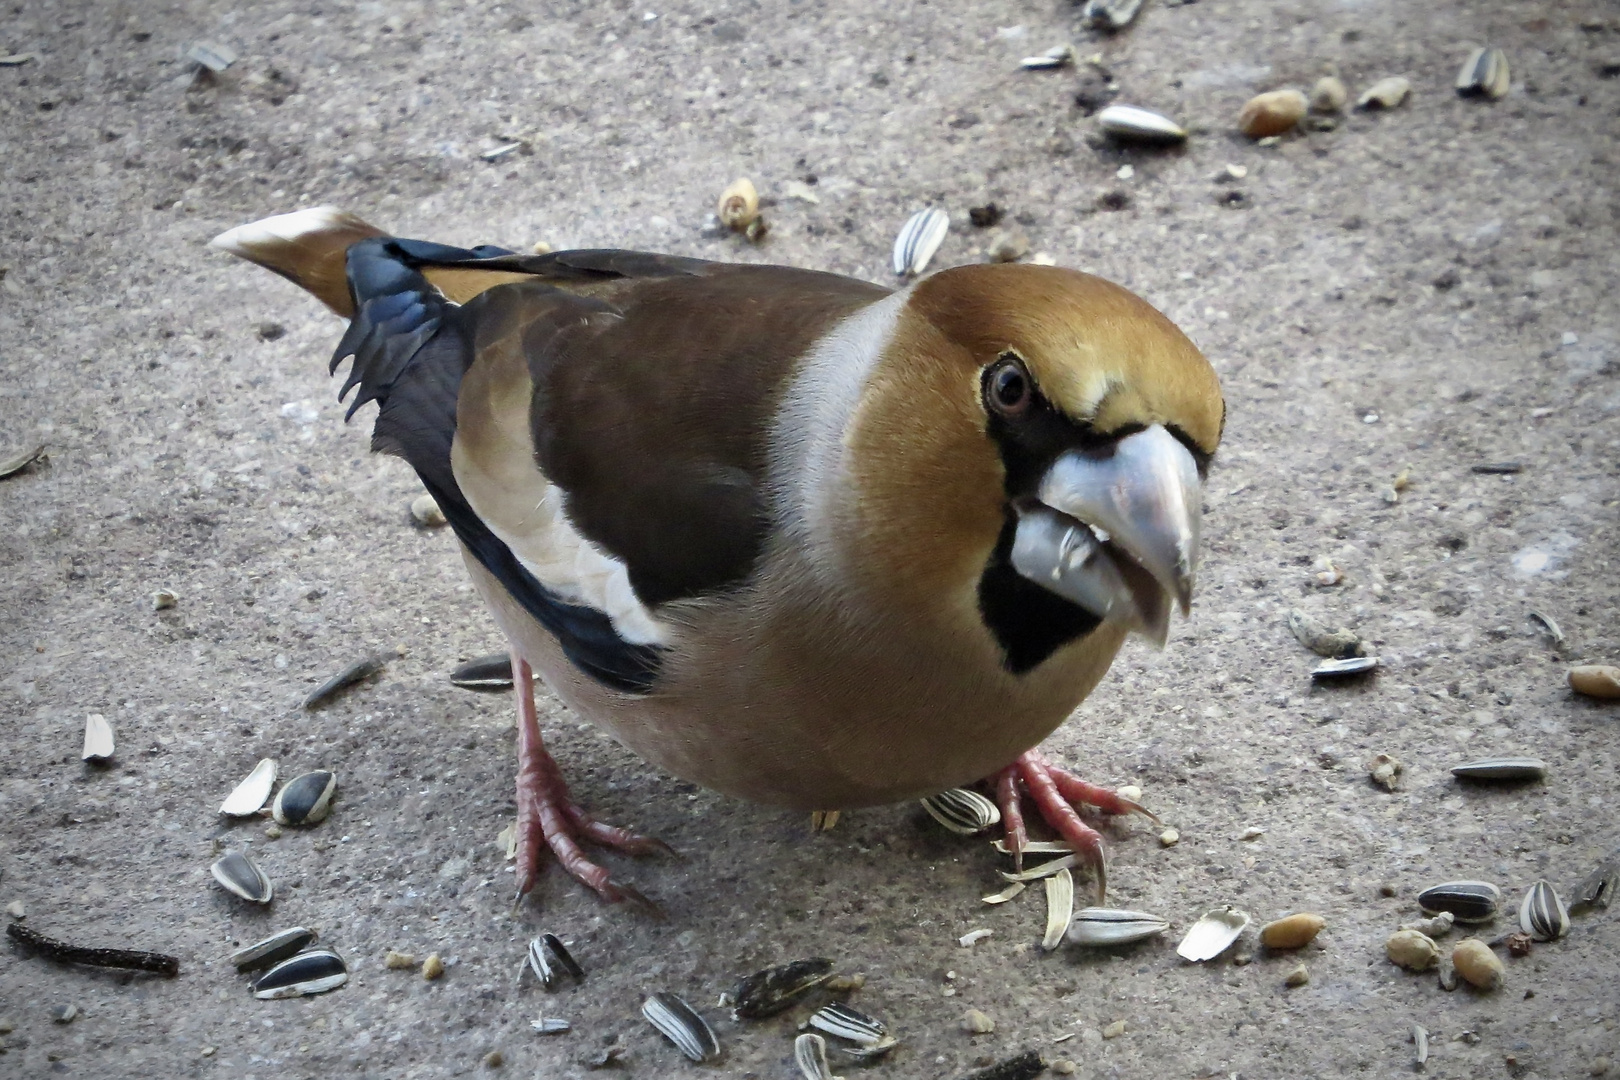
[264,823,283,840]
[1505,932,1533,957]
[1310,76,1348,113]
[987,230,1031,263]
[411,494,447,528]
[483,1050,504,1068]
[5,901,24,919]
[1368,753,1402,791]
[1386,929,1440,971]
[151,588,178,610]
[1052,1060,1077,1076]
[1569,665,1620,699]
[1357,76,1412,110]
[1452,938,1503,991]
[961,1008,995,1034]
[201,1046,216,1057]
[1284,964,1310,987]
[1221,163,1248,181]
[257,321,286,341]
[423,953,445,980]
[1101,1020,1126,1039]
[1158,828,1180,847]
[1238,89,1307,137]
[1562,331,1580,346]
[0,1018,14,1034]
[531,241,553,255]
[53,1004,77,1024]
[1591,1056,1611,1076]
[385,950,418,970]
[1116,784,1142,803]
[1239,826,1264,841]
[1439,960,1458,991]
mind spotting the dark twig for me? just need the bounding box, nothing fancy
[6,922,180,977]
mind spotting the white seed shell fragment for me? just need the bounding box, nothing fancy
[229,926,315,971]
[211,849,273,904]
[1450,757,1547,782]
[795,1033,842,1080]
[920,788,1000,834]
[992,839,1072,856]
[252,949,348,999]
[81,714,114,763]
[220,758,278,817]
[892,207,949,277]
[1456,47,1510,100]
[1020,44,1074,70]
[959,929,994,947]
[1569,664,1620,699]
[981,882,1027,905]
[523,937,555,987]
[1082,0,1143,31]
[531,1018,571,1035]
[187,41,238,72]
[1042,869,1074,951]
[1312,656,1380,678]
[808,1002,891,1050]
[1066,908,1170,947]
[1097,104,1187,143]
[1518,879,1570,941]
[1176,906,1250,962]
[272,770,336,826]
[642,992,720,1063]
[1399,912,1454,937]
[1356,76,1411,110]
[999,854,1079,883]
[1413,1024,1429,1066]
[1572,847,1619,912]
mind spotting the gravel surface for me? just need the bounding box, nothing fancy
[1,0,1616,1076]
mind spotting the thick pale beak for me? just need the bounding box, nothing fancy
[1009,424,1202,646]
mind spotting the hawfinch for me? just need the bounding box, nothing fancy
[211,207,1223,906]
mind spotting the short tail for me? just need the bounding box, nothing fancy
[210,206,386,317]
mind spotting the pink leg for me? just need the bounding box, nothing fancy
[512,656,667,906]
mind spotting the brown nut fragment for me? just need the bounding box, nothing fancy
[1505,932,1533,957]
[1238,89,1307,137]
[1386,929,1439,971]
[1569,665,1620,699]
[1260,913,1326,950]
[1451,938,1503,991]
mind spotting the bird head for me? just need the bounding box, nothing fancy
[839,263,1223,673]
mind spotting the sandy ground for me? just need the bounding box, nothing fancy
[1,0,1617,1076]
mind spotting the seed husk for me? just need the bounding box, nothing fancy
[451,653,514,690]
[1066,907,1169,947]
[531,1017,571,1035]
[1385,929,1440,971]
[409,492,447,526]
[1309,76,1348,113]
[1176,906,1250,962]
[1413,1024,1429,1065]
[992,839,1071,855]
[252,948,348,999]
[730,957,834,1019]
[1450,938,1502,991]
[1571,848,1620,912]
[1450,757,1547,782]
[809,1001,892,1051]
[1313,655,1379,678]
[643,993,719,1063]
[81,713,114,763]
[1238,89,1307,138]
[892,207,949,277]
[220,758,278,816]
[998,854,1078,883]
[211,849,273,904]
[921,788,1000,835]
[303,651,393,709]
[1019,44,1074,71]
[1368,752,1402,791]
[1569,664,1620,699]
[1082,0,1142,31]
[1356,76,1411,110]
[960,1049,1046,1080]
[1287,608,1365,658]
[1259,913,1325,950]
[1096,104,1187,143]
[1418,880,1501,923]
[229,927,316,971]
[1042,868,1074,951]
[1456,47,1510,100]
[1527,609,1564,645]
[522,937,556,987]
[540,933,584,980]
[794,1033,841,1080]
[1518,880,1570,941]
[0,442,45,478]
[272,770,336,826]
[1399,912,1454,937]
[981,882,1026,905]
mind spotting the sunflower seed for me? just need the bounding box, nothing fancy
[998,854,1078,883]
[1097,104,1187,143]
[808,1002,889,1049]
[981,882,1026,905]
[228,927,315,971]
[1450,757,1547,782]
[303,651,393,709]
[1571,848,1619,912]
[1082,0,1142,31]
[642,993,720,1063]
[921,788,1001,834]
[1356,76,1411,110]
[1176,906,1250,962]
[541,933,584,980]
[1456,47,1510,100]
[1287,609,1365,658]
[252,949,348,999]
[1042,868,1074,951]
[795,1033,841,1080]
[1417,880,1501,923]
[522,937,554,987]
[531,1017,571,1035]
[0,443,45,478]
[272,770,336,826]
[1519,880,1570,941]
[1312,655,1380,677]
[731,957,835,1019]
[1528,610,1564,646]
[1020,44,1074,70]
[81,714,114,763]
[893,207,949,277]
[992,839,1071,855]
[450,653,514,690]
[210,849,273,904]
[220,758,278,816]
[1066,907,1169,947]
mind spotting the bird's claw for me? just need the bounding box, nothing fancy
[993,749,1140,905]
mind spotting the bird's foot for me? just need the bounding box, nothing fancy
[512,656,671,909]
[993,749,1159,904]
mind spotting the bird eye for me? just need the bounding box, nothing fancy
[985,355,1032,418]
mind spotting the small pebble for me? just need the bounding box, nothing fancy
[411,494,448,527]
[1310,76,1348,113]
[1158,828,1179,847]
[5,901,24,919]
[1569,665,1620,699]
[201,1046,216,1057]
[53,1004,77,1024]
[1284,964,1310,987]
[264,823,283,840]
[961,1009,996,1034]
[1238,88,1307,137]
[1101,1020,1126,1039]
[1592,1057,1611,1076]
[0,1018,14,1034]
[1052,1060,1077,1076]
[1357,76,1412,110]
[483,1050,504,1068]
[1116,784,1142,803]
[1452,938,1503,991]
[385,950,418,970]
[1239,826,1264,841]
[987,230,1031,263]
[1368,753,1402,792]
[151,588,178,610]
[1399,912,1455,937]
[423,953,445,980]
